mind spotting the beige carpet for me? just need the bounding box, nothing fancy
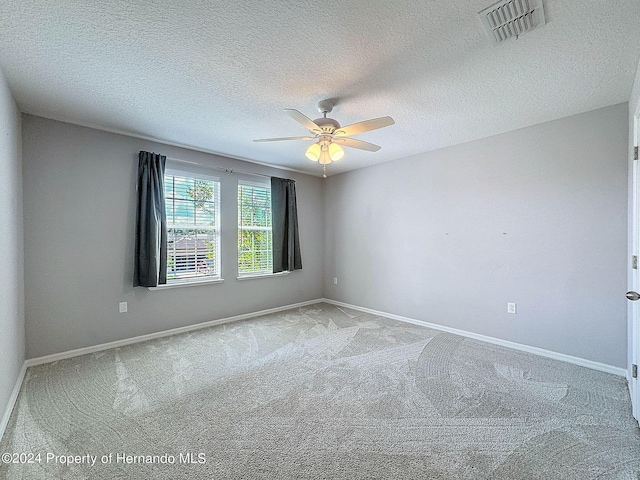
[1,303,639,479]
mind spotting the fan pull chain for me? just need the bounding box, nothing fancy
[323,165,327,178]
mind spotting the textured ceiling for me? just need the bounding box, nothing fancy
[1,0,639,176]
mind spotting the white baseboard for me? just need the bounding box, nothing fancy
[6,296,625,445]
[2,299,324,444]
[25,299,324,368]
[0,362,27,443]
[321,298,627,378]
[24,297,626,376]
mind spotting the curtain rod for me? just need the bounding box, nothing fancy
[165,156,272,179]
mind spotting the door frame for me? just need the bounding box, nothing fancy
[630,106,640,422]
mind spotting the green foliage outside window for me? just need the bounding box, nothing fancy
[238,184,272,274]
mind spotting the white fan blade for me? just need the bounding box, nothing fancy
[254,136,316,142]
[334,116,395,136]
[333,137,381,152]
[284,109,323,134]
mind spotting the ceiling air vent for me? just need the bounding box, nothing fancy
[479,0,546,44]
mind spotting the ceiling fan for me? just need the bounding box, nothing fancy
[254,100,394,177]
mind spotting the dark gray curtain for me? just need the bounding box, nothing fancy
[133,151,167,287]
[271,176,302,273]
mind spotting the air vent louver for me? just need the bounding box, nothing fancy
[479,0,546,44]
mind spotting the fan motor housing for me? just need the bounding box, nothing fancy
[313,117,340,132]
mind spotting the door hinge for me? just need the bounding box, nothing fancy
[635,146,639,161]
[633,364,638,379]
[633,255,638,270]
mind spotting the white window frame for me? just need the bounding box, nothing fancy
[238,179,274,278]
[163,167,221,286]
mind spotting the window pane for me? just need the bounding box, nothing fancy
[165,176,175,199]
[173,176,192,200]
[165,173,220,282]
[238,183,272,275]
[172,199,195,224]
[195,204,215,227]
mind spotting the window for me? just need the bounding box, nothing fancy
[165,170,220,283]
[238,181,272,276]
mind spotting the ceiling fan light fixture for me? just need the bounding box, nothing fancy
[305,143,321,161]
[254,100,394,178]
[328,142,344,161]
[319,147,332,165]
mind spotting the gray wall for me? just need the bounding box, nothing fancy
[0,69,24,414]
[20,103,631,368]
[22,115,324,358]
[324,103,628,368]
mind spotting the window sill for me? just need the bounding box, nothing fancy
[236,271,289,281]
[148,278,224,290]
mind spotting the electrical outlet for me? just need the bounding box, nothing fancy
[507,302,516,314]
[119,301,128,313]
[333,277,338,285]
